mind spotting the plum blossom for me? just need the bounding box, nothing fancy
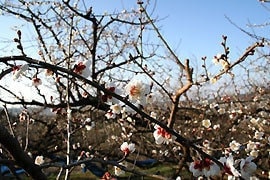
[84,118,96,131]
[246,141,260,152]
[219,155,241,177]
[13,64,29,80]
[212,53,230,71]
[101,171,117,180]
[19,110,28,122]
[221,95,231,102]
[202,140,212,154]
[189,158,220,177]
[102,83,121,104]
[210,77,218,84]
[254,131,264,140]
[85,121,95,131]
[253,95,259,102]
[73,61,85,74]
[45,69,53,76]
[218,108,226,114]
[202,140,210,149]
[114,162,125,176]
[125,79,150,105]
[120,142,135,155]
[105,111,116,119]
[220,59,230,71]
[120,105,136,116]
[110,104,122,114]
[249,150,259,158]
[27,152,33,158]
[250,117,260,125]
[35,155,45,165]
[212,53,222,64]
[211,103,219,110]
[73,60,90,77]
[202,119,211,128]
[105,104,122,119]
[102,86,116,102]
[229,140,241,152]
[72,143,81,150]
[213,124,220,130]
[84,117,91,124]
[240,156,257,180]
[150,111,157,119]
[153,124,176,144]
[32,77,42,86]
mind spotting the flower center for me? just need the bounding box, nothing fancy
[157,127,171,139]
[129,85,141,97]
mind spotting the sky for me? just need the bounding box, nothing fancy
[0,0,269,103]
[87,0,269,61]
[0,0,269,61]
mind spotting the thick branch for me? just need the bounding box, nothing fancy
[0,124,46,179]
[167,59,193,128]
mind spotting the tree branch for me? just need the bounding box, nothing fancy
[0,124,46,179]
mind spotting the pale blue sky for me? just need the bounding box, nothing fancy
[88,0,269,61]
[0,0,269,61]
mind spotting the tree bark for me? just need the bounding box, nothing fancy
[0,124,47,180]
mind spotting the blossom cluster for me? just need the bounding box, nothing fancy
[100,77,263,179]
[12,59,91,88]
[102,79,178,146]
[189,158,220,178]
[120,142,135,155]
[11,70,266,179]
[212,53,230,72]
[103,79,152,120]
[153,124,176,144]
[189,155,257,179]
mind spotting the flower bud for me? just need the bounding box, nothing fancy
[17,30,22,38]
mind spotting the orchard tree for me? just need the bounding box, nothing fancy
[0,0,269,179]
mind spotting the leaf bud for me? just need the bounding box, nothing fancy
[17,45,22,50]
[17,30,22,38]
[13,38,19,42]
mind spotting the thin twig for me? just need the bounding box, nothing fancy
[64,13,74,180]
[2,104,15,137]
[141,5,185,70]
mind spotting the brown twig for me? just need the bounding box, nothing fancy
[213,40,264,81]
[141,5,185,70]
[167,59,193,128]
